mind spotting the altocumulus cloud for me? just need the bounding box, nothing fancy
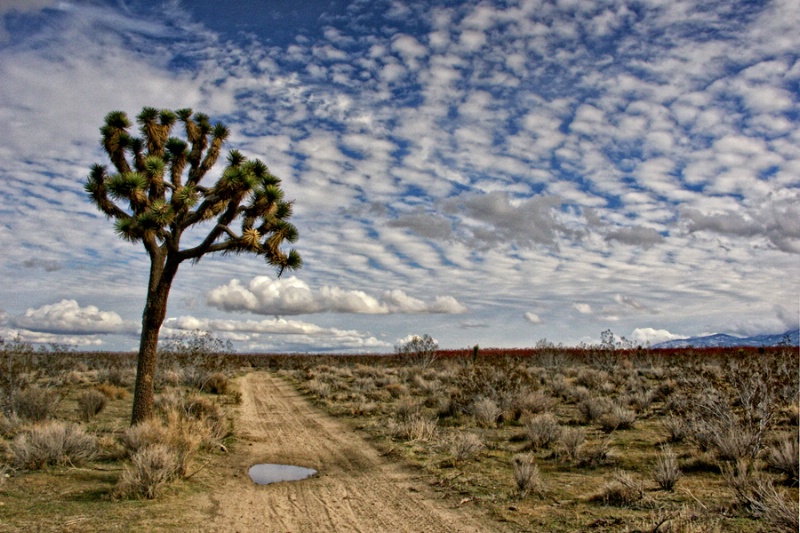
[206,276,467,315]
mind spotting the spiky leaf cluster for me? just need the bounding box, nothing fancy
[85,107,301,274]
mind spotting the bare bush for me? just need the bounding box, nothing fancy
[449,432,485,464]
[515,390,556,415]
[558,426,586,461]
[765,434,799,485]
[577,396,613,425]
[11,420,97,469]
[11,386,60,421]
[598,404,636,432]
[472,397,501,428]
[115,444,177,499]
[578,438,617,467]
[662,414,690,443]
[525,413,562,450]
[597,469,645,507]
[512,452,542,498]
[652,444,681,491]
[77,389,107,421]
[723,461,799,531]
[395,334,438,371]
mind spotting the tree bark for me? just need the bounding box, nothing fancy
[130,255,179,425]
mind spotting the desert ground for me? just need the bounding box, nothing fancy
[0,342,797,532]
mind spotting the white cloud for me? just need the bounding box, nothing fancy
[630,328,685,346]
[207,276,466,315]
[573,303,593,315]
[163,316,389,352]
[12,299,130,335]
[524,312,543,324]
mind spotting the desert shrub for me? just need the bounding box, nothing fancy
[512,453,542,498]
[723,460,799,531]
[395,334,438,371]
[596,469,645,507]
[385,382,408,399]
[115,444,177,499]
[765,434,799,485]
[472,396,501,428]
[577,396,613,425]
[201,372,228,395]
[0,337,37,413]
[11,386,60,421]
[515,390,555,415]
[394,397,422,421]
[77,389,107,421]
[96,383,128,400]
[119,419,169,456]
[652,444,681,491]
[558,426,586,461]
[449,432,485,465]
[525,413,562,450]
[11,420,97,469]
[306,379,332,399]
[662,414,690,443]
[575,367,608,390]
[0,412,22,438]
[578,438,616,468]
[598,404,636,432]
[98,366,132,387]
[392,414,437,441]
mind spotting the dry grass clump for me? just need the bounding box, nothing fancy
[512,452,542,498]
[652,444,681,491]
[764,434,799,485]
[525,413,562,450]
[595,469,645,507]
[392,414,437,442]
[77,389,107,421]
[11,420,97,469]
[115,443,177,500]
[96,382,129,400]
[449,432,485,465]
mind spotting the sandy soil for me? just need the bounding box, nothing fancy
[195,372,506,533]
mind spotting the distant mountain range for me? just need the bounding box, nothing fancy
[652,328,799,349]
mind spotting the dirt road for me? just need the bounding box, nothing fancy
[199,372,504,532]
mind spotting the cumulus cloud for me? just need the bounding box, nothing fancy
[12,299,131,335]
[523,312,543,324]
[162,316,389,352]
[207,276,467,315]
[573,303,593,315]
[630,328,685,346]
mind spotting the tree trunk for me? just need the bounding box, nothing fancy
[130,256,179,425]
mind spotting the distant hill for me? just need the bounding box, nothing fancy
[652,328,799,349]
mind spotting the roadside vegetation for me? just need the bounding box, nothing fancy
[1,333,797,531]
[285,340,799,532]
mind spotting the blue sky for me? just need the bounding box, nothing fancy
[0,0,798,352]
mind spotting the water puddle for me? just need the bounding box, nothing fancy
[248,464,318,485]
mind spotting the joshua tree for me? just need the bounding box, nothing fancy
[85,107,301,424]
